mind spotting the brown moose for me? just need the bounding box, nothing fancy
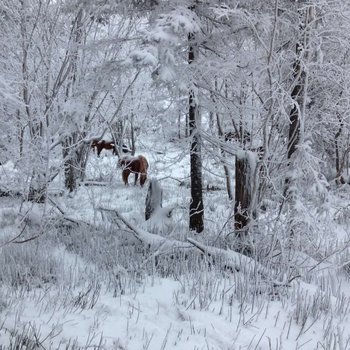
[91,140,130,157]
[118,155,149,187]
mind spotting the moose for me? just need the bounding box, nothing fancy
[118,155,149,187]
[91,140,130,157]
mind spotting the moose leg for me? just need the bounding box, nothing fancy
[140,173,147,187]
[97,145,102,157]
[134,172,139,186]
[122,169,130,185]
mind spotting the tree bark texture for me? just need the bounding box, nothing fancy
[287,6,314,175]
[188,28,204,233]
[335,114,346,184]
[216,113,233,201]
[145,178,163,220]
[234,153,252,238]
[287,48,303,162]
[62,8,85,192]
[189,99,204,233]
[62,135,78,193]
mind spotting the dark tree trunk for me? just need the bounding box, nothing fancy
[216,113,233,201]
[286,5,314,185]
[189,104,204,233]
[77,144,90,182]
[21,14,48,203]
[285,40,304,195]
[188,27,204,233]
[287,52,302,162]
[62,135,77,193]
[231,82,253,242]
[19,127,24,159]
[283,6,315,241]
[130,116,136,156]
[28,135,47,203]
[62,132,89,192]
[335,113,346,184]
[64,157,77,193]
[27,122,48,202]
[61,9,85,193]
[16,109,24,159]
[234,153,252,238]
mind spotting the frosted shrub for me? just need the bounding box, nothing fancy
[0,207,18,229]
[334,204,350,225]
[56,221,153,294]
[0,241,60,290]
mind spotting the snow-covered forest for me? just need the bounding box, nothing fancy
[1,0,350,348]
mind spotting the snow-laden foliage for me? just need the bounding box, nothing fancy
[1,0,350,348]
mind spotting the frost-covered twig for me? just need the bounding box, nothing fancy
[47,197,94,228]
[187,237,264,273]
[187,237,286,286]
[98,207,193,253]
[48,196,65,214]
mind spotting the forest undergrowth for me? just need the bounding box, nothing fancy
[1,144,350,350]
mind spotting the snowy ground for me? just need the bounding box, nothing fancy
[1,137,350,349]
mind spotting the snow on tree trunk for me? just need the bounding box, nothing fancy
[188,23,204,233]
[62,135,78,193]
[28,170,47,203]
[334,113,346,185]
[286,5,314,188]
[287,47,302,164]
[216,112,233,201]
[61,9,85,193]
[27,130,48,203]
[62,133,89,193]
[64,157,77,193]
[145,178,163,221]
[130,115,136,156]
[234,151,254,241]
[189,121,204,233]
